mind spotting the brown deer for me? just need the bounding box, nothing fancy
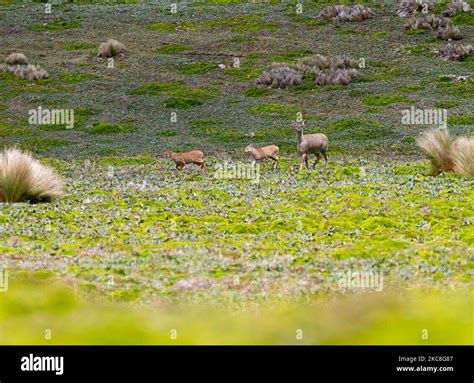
[244,144,280,169]
[165,150,205,170]
[294,120,328,170]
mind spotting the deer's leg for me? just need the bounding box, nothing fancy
[322,151,328,164]
[269,156,278,170]
[300,154,306,171]
[195,160,204,170]
[313,153,321,169]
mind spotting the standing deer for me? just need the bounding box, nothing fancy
[245,144,280,170]
[294,120,328,170]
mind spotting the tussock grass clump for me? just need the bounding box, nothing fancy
[315,68,361,86]
[317,4,374,22]
[98,39,125,58]
[452,136,474,176]
[439,42,473,60]
[442,0,471,17]
[405,15,452,30]
[416,128,454,175]
[415,128,473,176]
[258,54,361,88]
[0,148,63,203]
[13,64,49,80]
[397,0,434,18]
[257,64,303,88]
[437,24,463,40]
[1,53,48,80]
[5,52,27,65]
[297,54,359,71]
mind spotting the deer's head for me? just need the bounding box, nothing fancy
[245,144,255,153]
[293,120,305,133]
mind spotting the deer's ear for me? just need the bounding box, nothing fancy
[302,120,306,125]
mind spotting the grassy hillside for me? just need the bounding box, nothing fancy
[0,1,472,344]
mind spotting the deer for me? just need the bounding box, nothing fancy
[293,120,328,170]
[244,144,280,170]
[165,150,205,170]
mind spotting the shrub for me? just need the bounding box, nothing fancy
[0,148,63,203]
[439,43,473,60]
[416,128,454,175]
[452,136,474,176]
[98,39,125,58]
[5,53,27,65]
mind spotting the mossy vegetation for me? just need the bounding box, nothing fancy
[362,94,414,106]
[448,115,474,125]
[177,62,218,75]
[204,14,278,32]
[61,41,96,50]
[32,18,81,31]
[156,43,192,54]
[85,122,134,134]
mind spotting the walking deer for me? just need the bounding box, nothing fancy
[245,144,279,169]
[165,150,205,170]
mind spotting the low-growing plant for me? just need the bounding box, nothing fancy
[156,43,192,54]
[0,147,63,203]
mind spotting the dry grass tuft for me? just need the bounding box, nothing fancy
[437,24,463,40]
[98,39,125,58]
[451,136,474,177]
[315,68,361,86]
[13,64,49,80]
[0,148,63,203]
[442,0,471,17]
[318,4,374,22]
[439,43,473,60]
[257,63,303,88]
[416,128,454,175]
[5,52,28,65]
[258,54,361,88]
[397,0,434,17]
[405,15,452,30]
